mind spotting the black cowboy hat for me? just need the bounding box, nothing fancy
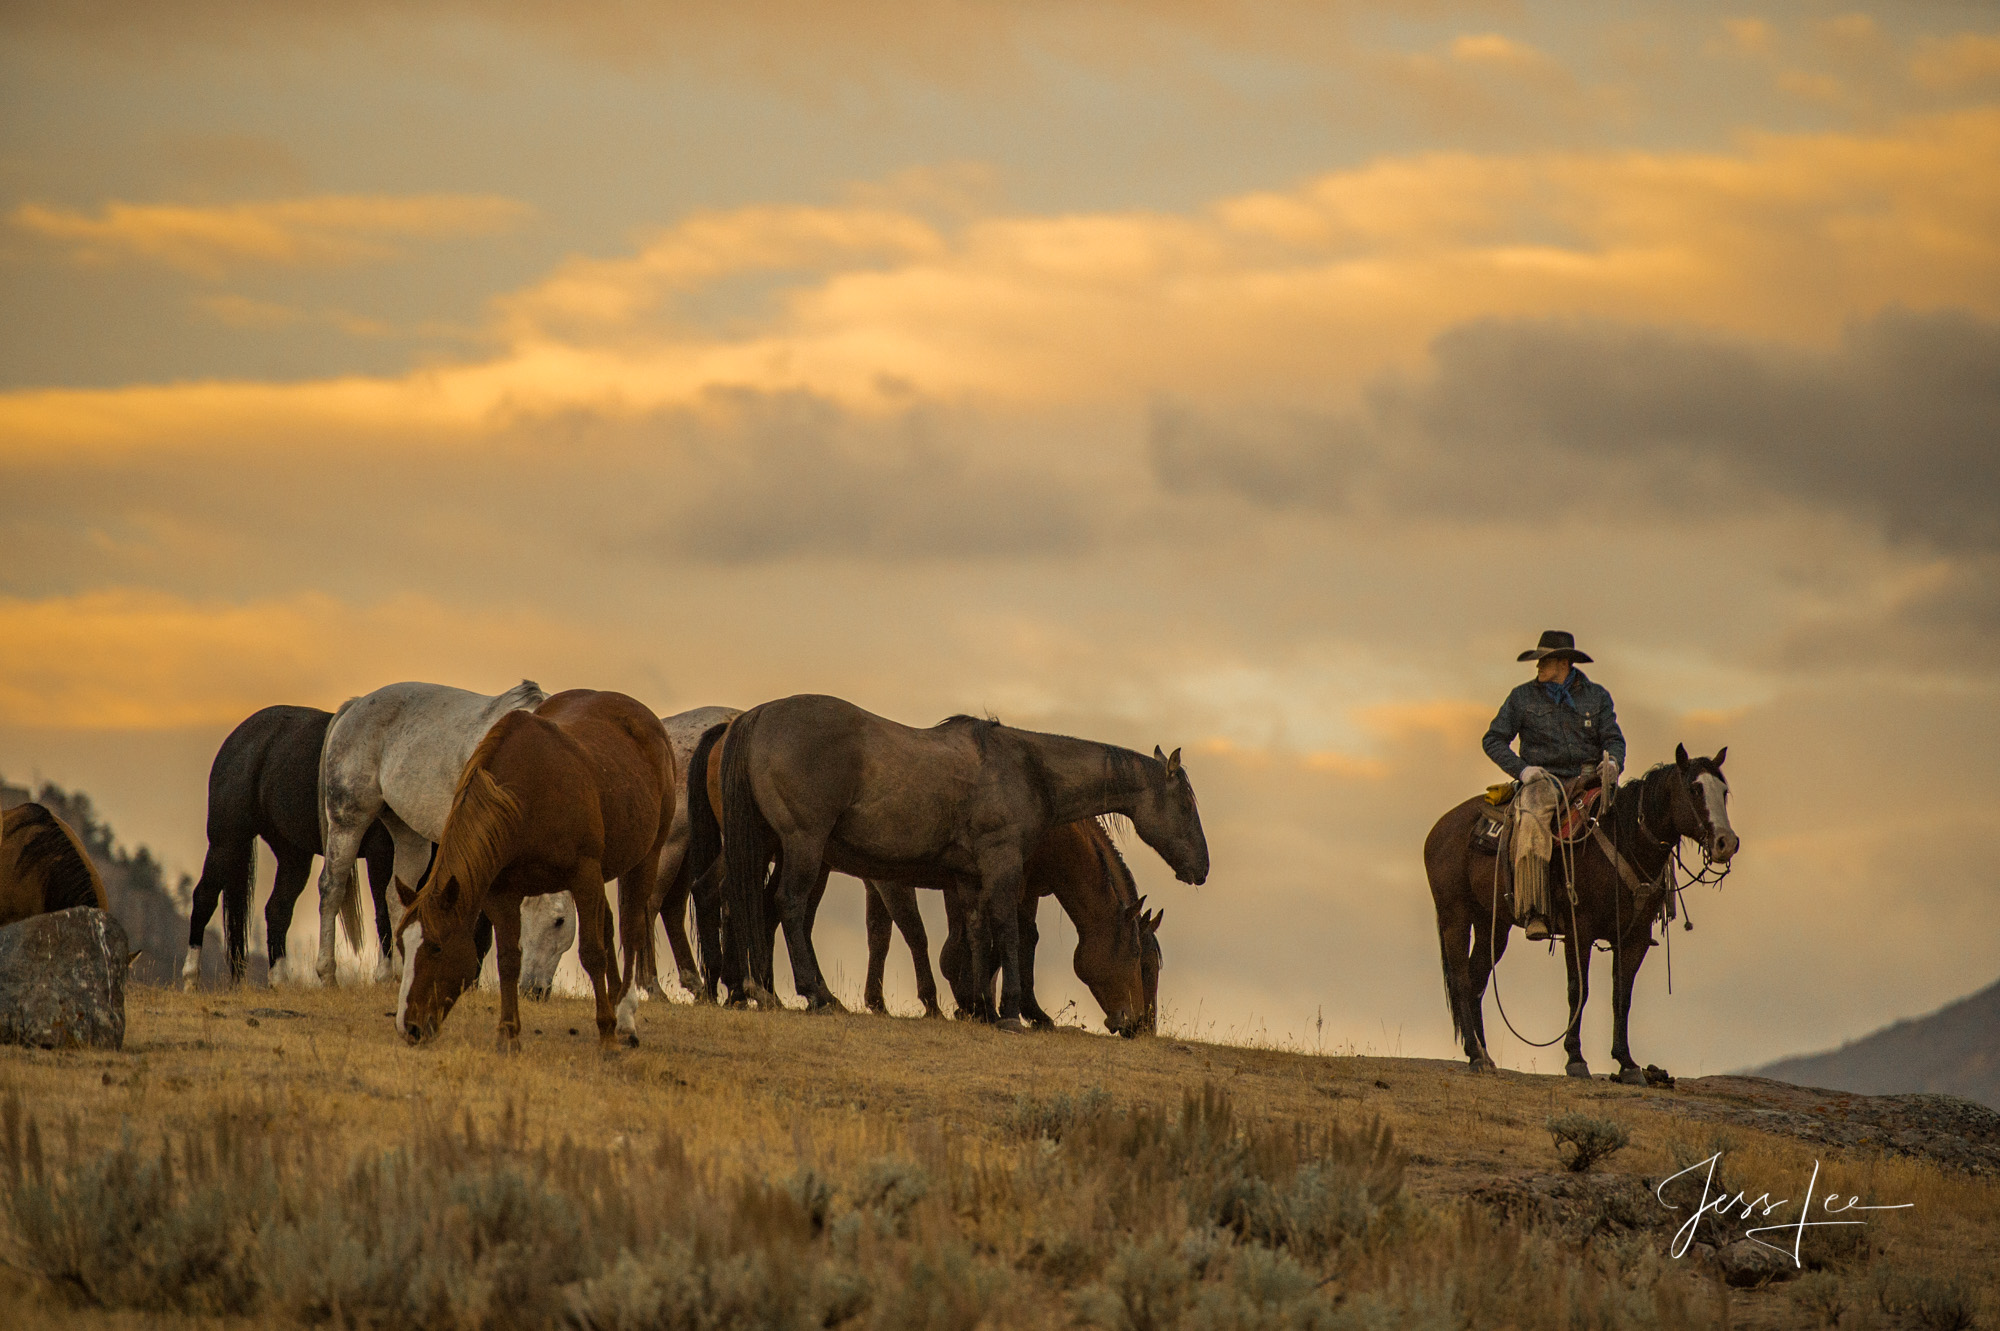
[1517,629,1594,664]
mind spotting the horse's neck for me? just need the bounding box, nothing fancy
[1618,776,1677,880]
[1042,827,1127,936]
[1013,732,1154,824]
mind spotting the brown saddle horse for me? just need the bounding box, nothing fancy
[396,690,675,1050]
[1424,746,1739,1083]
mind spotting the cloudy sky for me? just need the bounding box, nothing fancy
[3,1,1996,1073]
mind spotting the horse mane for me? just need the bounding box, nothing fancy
[9,804,107,912]
[417,721,525,936]
[1089,815,1140,908]
[1606,763,1679,851]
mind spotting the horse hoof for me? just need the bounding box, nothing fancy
[1616,1065,1647,1086]
[922,1007,945,1020]
[1469,1056,1498,1074]
[1565,1060,1593,1079]
[994,1017,1028,1035]
[621,1032,640,1049]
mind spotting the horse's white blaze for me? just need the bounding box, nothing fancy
[1695,773,1735,839]
[180,944,201,990]
[396,920,422,1032]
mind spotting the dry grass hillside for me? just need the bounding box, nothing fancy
[2,982,1996,1330]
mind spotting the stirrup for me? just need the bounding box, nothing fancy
[1522,915,1551,942]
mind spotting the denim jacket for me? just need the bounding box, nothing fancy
[1482,668,1627,779]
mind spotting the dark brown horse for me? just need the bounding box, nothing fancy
[864,818,1164,1035]
[678,724,1163,1031]
[395,690,675,1050]
[716,696,1206,1029]
[0,802,107,928]
[1425,744,1739,1082]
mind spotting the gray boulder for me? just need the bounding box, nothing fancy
[0,906,131,1050]
[1718,1238,1798,1288]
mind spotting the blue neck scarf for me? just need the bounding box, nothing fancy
[1542,665,1581,709]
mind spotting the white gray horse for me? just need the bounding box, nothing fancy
[312,680,549,985]
[514,704,740,1000]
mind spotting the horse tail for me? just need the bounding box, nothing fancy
[719,709,775,994]
[10,803,108,914]
[338,866,365,952]
[224,840,254,971]
[683,720,730,984]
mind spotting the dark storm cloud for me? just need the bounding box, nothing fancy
[1153,308,2000,553]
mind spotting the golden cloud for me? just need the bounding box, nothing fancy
[11,193,533,277]
[0,590,576,729]
[3,109,1997,452]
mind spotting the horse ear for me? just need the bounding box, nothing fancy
[1145,909,1163,932]
[1675,743,1690,768]
[395,879,419,909]
[1154,745,1167,762]
[1165,748,1182,776]
[1713,746,1727,770]
[439,875,461,912]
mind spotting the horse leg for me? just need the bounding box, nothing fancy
[864,881,893,1013]
[491,894,524,1054]
[655,855,705,1001]
[688,857,725,1003]
[775,858,841,1012]
[975,852,1029,1030]
[569,869,620,1047]
[312,817,369,986]
[185,834,252,990]
[262,846,314,986]
[1016,895,1053,1029]
[1609,934,1650,1085]
[613,852,663,1046]
[1562,933,1592,1078]
[886,882,942,1019]
[361,830,398,983]
[1469,913,1509,1069]
[1438,906,1494,1071]
[939,884,978,1017]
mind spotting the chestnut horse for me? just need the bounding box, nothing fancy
[1424,745,1739,1082]
[0,802,107,928]
[716,696,1206,1029]
[865,819,1165,1036]
[395,690,674,1049]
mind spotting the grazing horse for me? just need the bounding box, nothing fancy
[313,680,547,985]
[717,696,1207,1029]
[183,705,401,988]
[0,803,107,927]
[866,817,1166,1035]
[509,705,741,1003]
[396,689,674,1049]
[1425,744,1739,1083]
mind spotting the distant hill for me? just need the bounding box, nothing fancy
[1749,978,2000,1110]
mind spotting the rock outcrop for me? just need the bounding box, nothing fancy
[0,906,131,1049]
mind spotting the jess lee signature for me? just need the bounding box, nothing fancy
[1656,1153,1913,1266]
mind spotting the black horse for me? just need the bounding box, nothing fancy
[715,695,1207,1028]
[1425,744,1740,1082]
[185,705,400,986]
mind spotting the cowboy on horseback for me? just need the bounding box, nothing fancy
[1482,630,1625,942]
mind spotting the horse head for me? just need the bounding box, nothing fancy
[1673,744,1740,864]
[394,876,481,1044]
[1132,747,1209,885]
[517,894,577,1000]
[1138,906,1163,1035]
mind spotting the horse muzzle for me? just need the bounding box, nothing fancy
[1712,831,1740,863]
